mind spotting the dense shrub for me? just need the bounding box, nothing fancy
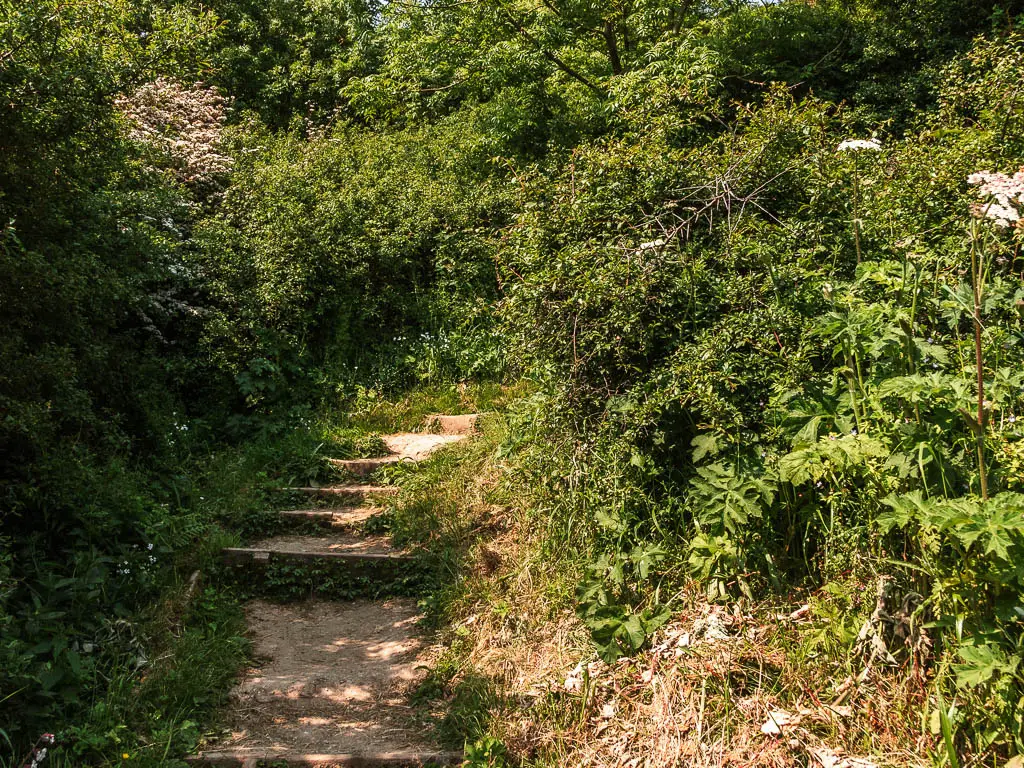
[0,0,222,748]
[6,0,1024,760]
[496,22,1024,758]
[192,121,509,416]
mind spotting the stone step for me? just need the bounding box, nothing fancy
[285,485,399,502]
[187,750,462,766]
[275,507,384,528]
[223,532,409,565]
[328,433,468,478]
[383,432,467,458]
[222,548,412,566]
[328,456,401,477]
[423,413,479,435]
[222,549,413,568]
[226,548,413,565]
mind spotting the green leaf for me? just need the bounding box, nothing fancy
[643,604,672,633]
[792,415,823,446]
[691,434,720,462]
[594,507,625,532]
[954,643,1020,688]
[617,613,647,652]
[779,434,888,485]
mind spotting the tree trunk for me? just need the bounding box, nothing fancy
[603,20,622,75]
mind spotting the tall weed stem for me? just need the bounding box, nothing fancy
[970,220,989,499]
[852,161,863,264]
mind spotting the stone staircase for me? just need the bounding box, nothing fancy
[188,415,479,768]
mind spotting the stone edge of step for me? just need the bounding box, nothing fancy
[423,413,480,436]
[221,547,413,563]
[274,507,385,523]
[328,456,402,471]
[284,485,400,495]
[186,750,463,767]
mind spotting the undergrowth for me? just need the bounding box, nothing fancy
[2,382,507,765]
[401,393,1024,767]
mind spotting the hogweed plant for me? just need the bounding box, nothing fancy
[838,138,882,264]
[966,168,1024,498]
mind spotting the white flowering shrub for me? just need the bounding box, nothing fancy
[116,79,232,193]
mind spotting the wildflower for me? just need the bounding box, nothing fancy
[25,735,55,768]
[967,169,1024,201]
[837,138,882,152]
[967,167,1024,226]
[977,201,1020,228]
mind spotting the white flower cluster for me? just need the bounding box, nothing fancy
[116,78,232,192]
[837,138,882,152]
[27,734,55,768]
[967,169,1024,228]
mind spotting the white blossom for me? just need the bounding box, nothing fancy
[837,138,882,152]
[984,202,1020,228]
[116,79,232,194]
[968,167,1024,227]
[967,169,1024,201]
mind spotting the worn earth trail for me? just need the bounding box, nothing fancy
[189,415,479,768]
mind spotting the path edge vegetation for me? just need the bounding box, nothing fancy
[7,0,1024,765]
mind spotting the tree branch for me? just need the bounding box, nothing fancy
[602,19,621,75]
[493,2,605,95]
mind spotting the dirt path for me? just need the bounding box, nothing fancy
[211,600,432,758]
[191,416,478,768]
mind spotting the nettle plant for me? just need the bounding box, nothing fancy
[576,544,672,663]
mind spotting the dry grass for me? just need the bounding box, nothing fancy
[456,566,933,767]
[413,417,936,768]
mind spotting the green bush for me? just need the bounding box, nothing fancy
[193,121,509,410]
[496,23,1024,758]
[7,0,1024,761]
